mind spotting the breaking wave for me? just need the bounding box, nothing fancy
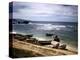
[36,24,67,31]
[28,23,74,31]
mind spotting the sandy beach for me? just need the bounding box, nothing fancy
[9,34,78,58]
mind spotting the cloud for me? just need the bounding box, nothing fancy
[11,2,78,22]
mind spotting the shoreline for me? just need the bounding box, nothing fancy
[9,33,78,58]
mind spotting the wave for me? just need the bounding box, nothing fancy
[16,22,74,31]
[36,24,67,31]
[29,22,52,26]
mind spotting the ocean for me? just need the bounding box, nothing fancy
[13,22,78,50]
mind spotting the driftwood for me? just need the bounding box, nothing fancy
[39,41,51,45]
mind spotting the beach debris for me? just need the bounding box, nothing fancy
[38,41,51,45]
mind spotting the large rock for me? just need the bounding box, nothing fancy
[51,41,59,48]
[59,43,66,49]
[51,41,66,49]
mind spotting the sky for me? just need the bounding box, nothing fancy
[9,2,78,22]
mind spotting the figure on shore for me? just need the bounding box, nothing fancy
[51,35,60,48]
[53,35,60,42]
